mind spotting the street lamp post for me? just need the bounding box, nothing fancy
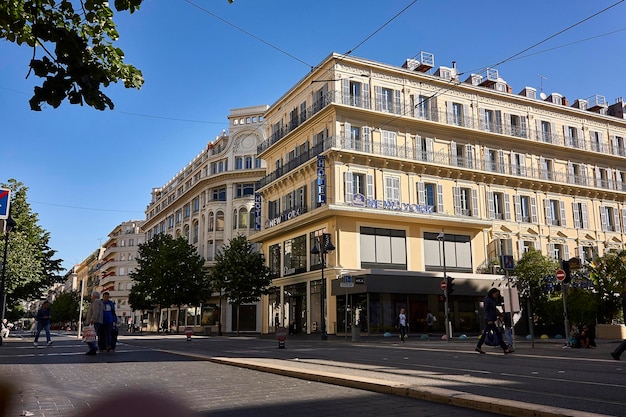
[437,231,451,341]
[0,216,16,346]
[311,232,334,340]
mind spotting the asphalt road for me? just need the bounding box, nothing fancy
[1,331,624,416]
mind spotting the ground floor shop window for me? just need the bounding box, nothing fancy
[231,305,257,332]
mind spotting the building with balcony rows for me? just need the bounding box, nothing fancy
[251,52,626,336]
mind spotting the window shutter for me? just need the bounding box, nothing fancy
[446,101,452,124]
[573,202,581,229]
[342,79,350,105]
[518,240,525,257]
[576,128,583,148]
[466,144,475,168]
[568,162,575,184]
[563,126,572,147]
[495,110,502,133]
[374,86,382,111]
[415,134,423,160]
[539,157,546,179]
[550,122,556,143]
[437,184,444,213]
[463,104,470,128]
[426,137,434,162]
[519,154,527,176]
[616,170,624,191]
[511,151,518,174]
[600,206,608,231]
[544,198,552,224]
[514,195,522,222]
[363,83,370,109]
[453,186,461,215]
[611,135,618,155]
[450,141,457,166]
[504,193,511,221]
[487,191,495,219]
[548,243,555,259]
[429,96,438,122]
[536,119,542,141]
[472,189,479,217]
[608,169,615,190]
[480,108,486,130]
[362,126,371,153]
[344,172,353,203]
[613,207,621,233]
[559,200,567,227]
[394,90,401,114]
[520,116,527,138]
[563,244,569,260]
[483,146,490,170]
[344,122,352,149]
[581,202,588,229]
[417,182,426,205]
[622,209,626,234]
[366,174,374,199]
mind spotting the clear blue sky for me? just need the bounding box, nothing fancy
[1,0,624,272]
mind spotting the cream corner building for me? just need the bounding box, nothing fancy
[252,52,626,336]
[142,105,268,333]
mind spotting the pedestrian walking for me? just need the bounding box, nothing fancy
[610,340,626,360]
[33,301,53,347]
[398,308,408,342]
[84,291,103,355]
[475,288,513,354]
[1,319,10,339]
[426,310,436,334]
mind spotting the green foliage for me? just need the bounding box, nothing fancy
[129,233,210,312]
[587,250,626,323]
[211,235,271,334]
[1,179,64,313]
[513,248,558,326]
[50,291,80,323]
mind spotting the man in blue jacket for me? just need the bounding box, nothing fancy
[475,288,513,354]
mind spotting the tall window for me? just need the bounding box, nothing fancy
[360,227,406,270]
[515,195,537,223]
[342,79,369,109]
[381,130,397,157]
[612,135,626,157]
[508,114,526,138]
[418,182,443,212]
[488,191,510,220]
[423,232,472,271]
[572,202,589,229]
[236,183,255,198]
[451,142,474,169]
[481,109,501,133]
[540,157,553,180]
[545,199,566,227]
[375,86,400,114]
[447,102,465,126]
[415,94,430,119]
[600,206,621,232]
[215,211,224,231]
[212,187,226,201]
[539,120,553,143]
[453,186,477,216]
[385,176,400,204]
[344,171,373,202]
[565,126,581,148]
[590,131,603,152]
[283,235,307,276]
[268,244,281,278]
[235,157,243,170]
[207,212,214,232]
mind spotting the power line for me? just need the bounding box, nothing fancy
[31,201,144,214]
[114,110,227,125]
[182,0,314,69]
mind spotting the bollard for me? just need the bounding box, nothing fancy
[184,327,193,341]
[275,327,287,348]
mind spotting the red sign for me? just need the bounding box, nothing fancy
[440,281,447,290]
[556,269,566,281]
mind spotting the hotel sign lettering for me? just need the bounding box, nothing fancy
[352,194,434,214]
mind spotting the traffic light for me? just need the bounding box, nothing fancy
[447,276,455,295]
[438,294,446,302]
[562,260,571,283]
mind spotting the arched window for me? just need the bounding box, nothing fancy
[249,209,255,230]
[216,211,224,231]
[192,221,199,244]
[183,225,190,241]
[235,157,243,170]
[238,208,248,229]
[233,209,238,229]
[208,212,214,232]
[245,156,253,169]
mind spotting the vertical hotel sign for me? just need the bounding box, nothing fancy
[317,156,326,204]
[254,192,262,231]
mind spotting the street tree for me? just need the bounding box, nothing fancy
[587,249,626,323]
[0,0,233,111]
[513,248,558,337]
[211,235,271,335]
[129,233,210,332]
[1,179,64,315]
[50,291,80,325]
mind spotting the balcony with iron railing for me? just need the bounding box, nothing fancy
[313,136,624,192]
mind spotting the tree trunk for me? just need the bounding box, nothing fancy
[236,303,240,336]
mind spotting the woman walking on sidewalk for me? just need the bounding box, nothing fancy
[475,288,513,355]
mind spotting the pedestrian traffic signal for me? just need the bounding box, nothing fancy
[439,294,446,302]
[447,276,455,295]
[561,260,571,283]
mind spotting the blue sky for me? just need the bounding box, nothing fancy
[1,0,624,272]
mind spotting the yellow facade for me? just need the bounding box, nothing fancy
[253,53,626,335]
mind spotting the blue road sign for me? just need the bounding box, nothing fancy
[0,188,10,220]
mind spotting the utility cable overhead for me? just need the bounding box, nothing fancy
[183,0,313,69]
[114,110,227,125]
[376,1,623,131]
[31,201,144,214]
